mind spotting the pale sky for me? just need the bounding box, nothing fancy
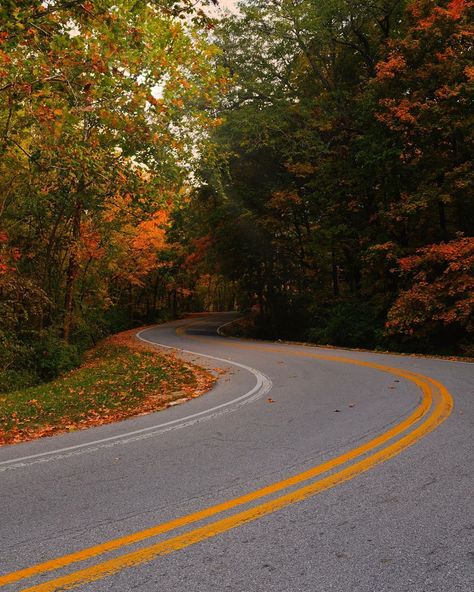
[207,0,240,15]
[219,0,239,9]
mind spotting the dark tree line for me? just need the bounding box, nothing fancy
[176,0,473,354]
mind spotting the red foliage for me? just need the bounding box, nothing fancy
[374,0,473,169]
[183,234,213,269]
[408,0,471,30]
[447,0,470,19]
[386,237,474,341]
[376,53,407,80]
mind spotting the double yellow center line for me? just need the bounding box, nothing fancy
[0,322,453,591]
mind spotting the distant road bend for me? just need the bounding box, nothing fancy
[0,313,473,592]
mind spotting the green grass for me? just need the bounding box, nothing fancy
[0,341,213,445]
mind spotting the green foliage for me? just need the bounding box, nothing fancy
[0,327,81,391]
[0,329,37,392]
[0,339,210,444]
[1,0,472,365]
[0,272,52,390]
[0,368,39,394]
[172,0,473,355]
[307,301,384,350]
[0,0,225,389]
[31,330,82,382]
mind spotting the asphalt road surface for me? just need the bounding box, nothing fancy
[0,313,473,592]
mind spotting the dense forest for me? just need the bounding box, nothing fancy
[0,0,473,392]
[179,0,474,354]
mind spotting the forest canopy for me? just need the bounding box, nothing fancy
[178,0,473,354]
[0,0,224,389]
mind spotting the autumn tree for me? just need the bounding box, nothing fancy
[0,0,224,385]
[373,0,473,241]
[175,0,473,351]
[386,237,474,352]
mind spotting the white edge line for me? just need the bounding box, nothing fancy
[0,325,272,468]
[216,317,244,336]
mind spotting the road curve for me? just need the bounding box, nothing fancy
[0,313,472,592]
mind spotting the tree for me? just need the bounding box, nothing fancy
[0,0,225,342]
[0,1,227,389]
[386,236,474,352]
[373,0,474,244]
[173,0,473,351]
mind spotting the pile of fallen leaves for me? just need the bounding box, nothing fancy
[0,328,216,445]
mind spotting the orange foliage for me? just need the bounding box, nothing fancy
[386,237,474,339]
[131,210,168,252]
[375,0,472,151]
[376,53,407,80]
[78,220,105,261]
[409,0,472,30]
[434,83,462,98]
[183,235,213,269]
[376,98,420,128]
[435,46,456,62]
[114,209,169,286]
[465,65,474,80]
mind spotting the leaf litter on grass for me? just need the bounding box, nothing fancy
[0,328,216,445]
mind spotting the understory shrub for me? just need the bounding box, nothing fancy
[307,300,384,349]
[31,330,82,382]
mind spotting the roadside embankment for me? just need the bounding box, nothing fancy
[0,328,215,446]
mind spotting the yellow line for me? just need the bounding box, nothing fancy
[0,368,431,588]
[1,320,453,591]
[18,379,452,592]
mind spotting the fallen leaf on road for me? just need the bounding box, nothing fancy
[267,398,276,403]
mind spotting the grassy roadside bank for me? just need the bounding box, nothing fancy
[0,329,216,446]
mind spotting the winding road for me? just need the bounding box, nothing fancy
[0,313,473,592]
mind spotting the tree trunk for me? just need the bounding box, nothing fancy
[63,195,83,343]
[331,243,339,297]
[128,283,134,324]
[172,289,177,318]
